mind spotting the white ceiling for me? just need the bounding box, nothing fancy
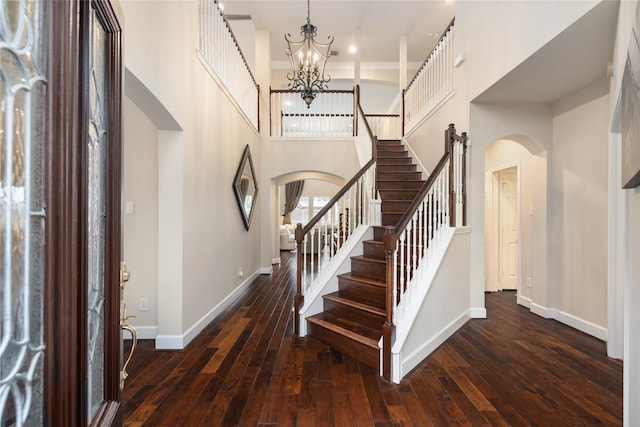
[221,0,456,64]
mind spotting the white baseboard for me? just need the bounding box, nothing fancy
[469,307,487,318]
[155,335,183,350]
[123,326,158,340]
[272,257,281,265]
[517,294,532,308]
[396,310,470,383]
[260,266,273,275]
[155,269,260,350]
[530,303,607,341]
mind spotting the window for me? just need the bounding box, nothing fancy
[313,196,331,224]
[289,196,309,225]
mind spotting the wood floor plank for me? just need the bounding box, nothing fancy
[123,256,622,426]
[332,391,356,427]
[202,317,251,374]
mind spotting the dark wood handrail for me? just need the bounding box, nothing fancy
[364,114,400,118]
[281,113,354,117]
[298,158,375,238]
[296,104,377,239]
[214,0,259,90]
[385,152,450,241]
[385,123,466,244]
[271,88,355,94]
[406,18,455,92]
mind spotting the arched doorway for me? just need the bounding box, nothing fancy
[271,172,345,264]
[484,137,548,308]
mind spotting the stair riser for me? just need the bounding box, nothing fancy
[377,158,413,165]
[351,258,386,280]
[338,278,385,303]
[377,181,424,190]
[382,213,403,226]
[363,241,385,259]
[377,171,422,181]
[376,144,404,151]
[377,150,408,158]
[381,201,412,213]
[373,227,386,241]
[307,321,379,368]
[323,299,385,328]
[377,164,417,173]
[379,190,419,200]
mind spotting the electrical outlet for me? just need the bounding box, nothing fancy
[238,268,244,278]
[526,277,532,288]
[139,298,149,311]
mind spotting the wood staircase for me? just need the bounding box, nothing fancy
[306,139,425,369]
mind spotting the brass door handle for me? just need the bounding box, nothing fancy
[120,323,137,390]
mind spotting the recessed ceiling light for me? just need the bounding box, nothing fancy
[219,2,225,11]
[348,45,357,54]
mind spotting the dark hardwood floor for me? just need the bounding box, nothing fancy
[122,251,623,426]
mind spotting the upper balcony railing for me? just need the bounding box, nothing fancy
[403,19,455,136]
[270,88,357,138]
[364,114,402,140]
[199,0,260,130]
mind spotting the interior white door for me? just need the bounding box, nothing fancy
[498,168,518,290]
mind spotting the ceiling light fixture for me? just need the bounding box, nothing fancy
[285,0,334,108]
[349,45,357,54]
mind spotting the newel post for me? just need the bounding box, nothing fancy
[461,132,468,226]
[447,123,456,227]
[294,223,305,336]
[382,226,396,382]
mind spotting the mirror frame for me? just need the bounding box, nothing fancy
[233,144,259,230]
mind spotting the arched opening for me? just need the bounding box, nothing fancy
[484,136,548,309]
[270,171,346,264]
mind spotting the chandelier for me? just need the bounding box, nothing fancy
[285,0,334,108]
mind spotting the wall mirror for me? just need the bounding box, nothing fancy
[233,144,259,230]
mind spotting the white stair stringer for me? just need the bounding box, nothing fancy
[390,227,472,383]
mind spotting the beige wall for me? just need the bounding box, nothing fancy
[123,96,159,333]
[550,79,610,328]
[121,0,262,345]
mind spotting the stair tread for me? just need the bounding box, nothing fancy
[324,292,386,315]
[338,272,386,287]
[307,312,381,347]
[351,255,385,264]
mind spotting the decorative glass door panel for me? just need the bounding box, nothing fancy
[0,0,48,425]
[87,5,108,422]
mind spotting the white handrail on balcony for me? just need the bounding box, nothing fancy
[199,0,259,130]
[270,89,355,138]
[365,114,402,140]
[403,19,455,136]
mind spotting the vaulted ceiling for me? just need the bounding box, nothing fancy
[221,0,455,64]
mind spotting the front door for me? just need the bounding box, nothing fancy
[0,1,123,425]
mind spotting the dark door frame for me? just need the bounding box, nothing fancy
[46,1,122,425]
